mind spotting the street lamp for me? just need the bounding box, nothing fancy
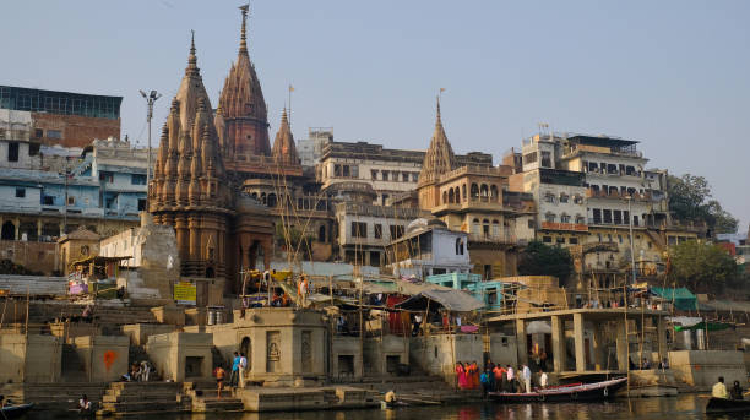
[139,90,162,186]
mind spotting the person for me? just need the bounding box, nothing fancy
[131,364,140,382]
[77,394,91,412]
[506,365,515,393]
[239,352,248,388]
[713,376,729,399]
[385,390,398,404]
[521,364,532,393]
[487,362,496,393]
[231,352,240,388]
[731,380,744,400]
[140,361,150,382]
[480,370,491,398]
[642,358,652,370]
[215,365,225,399]
[337,316,344,334]
[456,362,467,390]
[539,370,549,390]
[472,361,480,390]
[493,364,506,392]
[413,314,423,337]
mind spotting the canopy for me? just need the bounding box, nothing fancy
[674,321,731,332]
[650,287,698,311]
[396,288,484,312]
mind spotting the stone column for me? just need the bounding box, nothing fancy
[37,220,43,240]
[657,315,667,363]
[592,321,604,371]
[14,217,20,240]
[615,322,628,371]
[574,313,586,372]
[516,319,527,366]
[551,315,565,372]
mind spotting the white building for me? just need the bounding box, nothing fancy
[388,218,472,280]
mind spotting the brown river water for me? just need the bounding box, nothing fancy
[92,394,745,420]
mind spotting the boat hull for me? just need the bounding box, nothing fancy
[490,378,627,403]
[706,397,750,413]
[0,403,34,419]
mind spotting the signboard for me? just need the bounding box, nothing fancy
[174,282,197,305]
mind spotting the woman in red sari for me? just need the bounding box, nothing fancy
[456,362,467,390]
[471,361,480,390]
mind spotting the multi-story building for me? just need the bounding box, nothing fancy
[414,98,536,280]
[0,85,122,148]
[388,218,472,279]
[297,127,333,167]
[318,140,493,207]
[515,131,701,291]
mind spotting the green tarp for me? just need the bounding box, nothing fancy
[674,322,731,332]
[650,287,698,311]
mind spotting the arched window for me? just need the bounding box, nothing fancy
[490,185,498,201]
[319,225,326,242]
[462,184,467,200]
[455,187,461,203]
[448,189,454,203]
[480,184,489,200]
[482,219,490,237]
[267,193,277,208]
[472,218,480,235]
[492,219,500,238]
[442,191,448,204]
[260,192,267,205]
[471,184,479,200]
[455,238,462,255]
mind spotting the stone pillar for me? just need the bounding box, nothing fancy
[615,322,628,371]
[37,220,43,240]
[574,313,586,372]
[551,315,565,372]
[15,217,20,240]
[516,319,527,366]
[592,322,604,371]
[657,315,667,363]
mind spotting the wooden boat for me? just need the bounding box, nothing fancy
[0,403,34,419]
[490,378,627,403]
[706,397,750,413]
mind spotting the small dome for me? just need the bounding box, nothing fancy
[406,217,446,234]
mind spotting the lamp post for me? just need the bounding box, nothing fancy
[139,90,162,185]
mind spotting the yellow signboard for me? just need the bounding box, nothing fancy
[174,282,197,305]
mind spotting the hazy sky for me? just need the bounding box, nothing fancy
[3,1,748,231]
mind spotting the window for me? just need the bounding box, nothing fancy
[560,214,571,223]
[592,208,601,224]
[68,196,75,205]
[603,209,612,224]
[524,152,538,164]
[371,170,378,180]
[99,171,113,183]
[402,172,409,182]
[544,193,554,203]
[613,210,622,225]
[575,215,585,224]
[541,151,551,167]
[15,188,25,198]
[556,237,565,245]
[374,224,382,239]
[35,129,44,138]
[351,222,367,238]
[455,238,463,255]
[545,213,555,223]
[412,173,419,182]
[569,237,578,245]
[542,236,552,243]
[47,130,62,138]
[647,241,652,250]
[137,199,147,211]
[527,219,534,229]
[8,142,19,162]
[389,224,404,240]
[560,193,569,203]
[131,174,147,185]
[574,195,583,204]
[29,142,39,156]
[42,196,54,205]
[618,235,623,244]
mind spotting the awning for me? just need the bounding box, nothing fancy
[396,288,484,312]
[650,287,698,311]
[674,321,731,332]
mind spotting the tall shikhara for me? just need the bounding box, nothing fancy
[149,32,232,280]
[418,97,456,209]
[271,108,299,165]
[215,7,271,163]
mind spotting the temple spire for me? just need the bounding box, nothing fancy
[186,30,200,76]
[239,4,249,55]
[435,95,441,127]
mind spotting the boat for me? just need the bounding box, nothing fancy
[380,400,409,409]
[489,378,627,403]
[0,403,34,419]
[706,397,750,413]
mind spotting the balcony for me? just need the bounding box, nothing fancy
[586,190,653,202]
[541,222,588,232]
[467,232,519,245]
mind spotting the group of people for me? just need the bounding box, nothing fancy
[122,361,152,382]
[214,352,249,398]
[712,376,747,400]
[456,361,548,396]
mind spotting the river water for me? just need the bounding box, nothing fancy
[140,395,744,420]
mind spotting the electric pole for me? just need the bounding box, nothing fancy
[139,90,162,185]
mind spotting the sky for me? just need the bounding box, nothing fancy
[3,1,748,231]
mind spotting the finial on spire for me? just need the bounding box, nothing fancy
[187,30,198,70]
[435,95,441,125]
[239,4,249,55]
[281,106,288,125]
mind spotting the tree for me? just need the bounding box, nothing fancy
[668,174,739,234]
[518,241,574,286]
[668,240,739,294]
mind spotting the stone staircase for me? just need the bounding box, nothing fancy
[184,381,244,413]
[99,382,189,416]
[12,382,109,411]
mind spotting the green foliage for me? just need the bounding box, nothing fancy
[668,174,739,234]
[518,241,574,286]
[669,240,739,294]
[275,224,313,252]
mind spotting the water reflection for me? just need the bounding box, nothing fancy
[136,395,750,420]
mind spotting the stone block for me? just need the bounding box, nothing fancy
[73,335,129,382]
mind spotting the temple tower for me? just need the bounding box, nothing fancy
[418,96,456,209]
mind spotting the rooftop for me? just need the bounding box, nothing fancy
[0,86,122,120]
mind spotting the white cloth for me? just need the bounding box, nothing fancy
[540,372,549,387]
[506,367,514,381]
[522,365,531,381]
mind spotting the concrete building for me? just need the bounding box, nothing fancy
[0,85,122,149]
[388,218,473,279]
[297,127,332,167]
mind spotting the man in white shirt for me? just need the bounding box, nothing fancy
[238,352,248,388]
[506,365,515,392]
[521,364,532,393]
[539,370,549,389]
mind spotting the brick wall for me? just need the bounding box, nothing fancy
[33,113,120,148]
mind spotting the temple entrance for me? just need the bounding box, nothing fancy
[1,221,15,240]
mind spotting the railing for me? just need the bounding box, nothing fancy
[587,190,653,201]
[541,222,588,232]
[468,233,518,243]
